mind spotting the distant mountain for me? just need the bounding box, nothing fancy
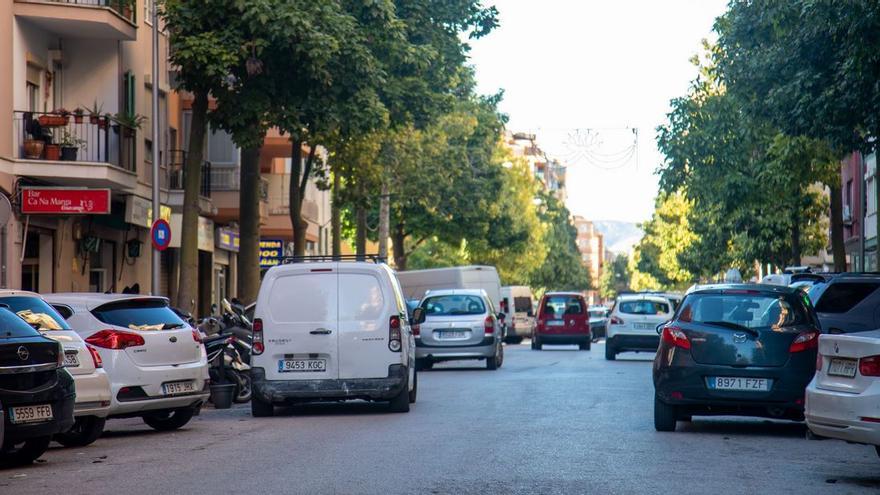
[593,220,643,255]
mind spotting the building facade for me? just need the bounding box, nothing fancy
[572,215,604,302]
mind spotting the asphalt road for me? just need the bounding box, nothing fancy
[4,341,880,495]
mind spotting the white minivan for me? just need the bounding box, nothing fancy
[499,285,535,343]
[251,259,417,416]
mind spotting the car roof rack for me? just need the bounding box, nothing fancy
[280,254,387,264]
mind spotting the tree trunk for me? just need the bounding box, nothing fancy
[289,140,316,256]
[378,175,389,261]
[392,222,406,270]
[237,146,261,304]
[176,91,208,313]
[829,185,847,271]
[355,205,367,259]
[331,171,341,257]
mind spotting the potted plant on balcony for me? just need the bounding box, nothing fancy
[87,100,103,125]
[59,130,86,161]
[72,107,85,124]
[38,108,70,128]
[44,142,61,161]
[112,111,147,137]
[22,137,44,159]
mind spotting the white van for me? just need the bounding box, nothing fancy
[499,286,535,343]
[396,266,502,310]
[251,259,417,415]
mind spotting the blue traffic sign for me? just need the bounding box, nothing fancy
[151,219,172,251]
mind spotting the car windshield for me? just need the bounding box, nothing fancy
[0,296,71,331]
[678,293,810,329]
[422,295,486,316]
[619,300,669,315]
[92,299,188,330]
[541,296,584,319]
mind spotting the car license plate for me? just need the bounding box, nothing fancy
[633,323,655,330]
[546,320,564,327]
[162,380,196,395]
[707,376,771,392]
[828,358,858,378]
[63,351,80,367]
[10,404,53,424]
[279,359,326,372]
[440,331,468,339]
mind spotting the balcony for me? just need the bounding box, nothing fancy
[14,0,137,40]
[168,150,212,199]
[11,110,137,190]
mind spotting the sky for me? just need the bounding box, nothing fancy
[467,0,730,224]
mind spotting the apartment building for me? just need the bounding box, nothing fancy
[506,131,567,202]
[573,215,604,302]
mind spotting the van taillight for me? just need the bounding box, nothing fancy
[412,322,420,337]
[253,318,264,355]
[389,315,402,351]
[484,316,494,335]
[85,330,145,350]
[87,345,103,368]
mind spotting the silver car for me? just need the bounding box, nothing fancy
[414,289,503,371]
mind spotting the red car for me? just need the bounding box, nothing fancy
[531,292,591,350]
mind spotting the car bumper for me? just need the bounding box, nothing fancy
[535,333,590,345]
[416,337,496,361]
[806,380,880,446]
[507,325,532,337]
[108,360,210,416]
[72,370,112,418]
[608,334,659,352]
[3,369,76,442]
[252,365,407,403]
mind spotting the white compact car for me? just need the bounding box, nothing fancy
[0,291,111,446]
[806,331,880,459]
[251,259,417,416]
[46,294,210,431]
[605,294,672,361]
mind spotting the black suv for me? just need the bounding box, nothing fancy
[807,273,880,334]
[0,307,75,465]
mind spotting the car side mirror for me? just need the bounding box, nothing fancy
[411,307,426,325]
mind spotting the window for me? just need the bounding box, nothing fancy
[26,82,39,112]
[541,295,585,318]
[92,300,187,329]
[421,295,486,316]
[677,294,808,329]
[145,139,153,163]
[846,179,854,209]
[208,127,236,166]
[0,296,71,331]
[338,274,385,322]
[513,296,533,313]
[619,300,669,316]
[268,273,336,323]
[815,282,880,314]
[0,307,43,339]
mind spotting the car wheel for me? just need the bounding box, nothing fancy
[531,337,541,350]
[55,416,106,447]
[251,396,274,417]
[0,436,51,466]
[604,342,616,360]
[654,395,677,432]
[142,407,196,431]
[875,445,880,459]
[579,340,591,351]
[415,358,433,371]
[487,343,502,370]
[232,371,253,404]
[408,370,418,404]
[389,375,411,413]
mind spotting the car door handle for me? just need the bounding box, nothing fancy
[310,328,333,335]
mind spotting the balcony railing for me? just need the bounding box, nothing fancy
[169,150,212,198]
[31,0,137,23]
[210,166,269,200]
[14,110,135,172]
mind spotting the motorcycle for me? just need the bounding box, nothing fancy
[200,300,253,404]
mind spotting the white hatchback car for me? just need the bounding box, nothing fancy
[806,330,880,459]
[46,294,210,431]
[251,259,417,416]
[605,294,672,360]
[0,291,111,446]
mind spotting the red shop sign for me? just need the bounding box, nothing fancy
[21,188,111,215]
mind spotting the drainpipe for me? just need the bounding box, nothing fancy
[150,0,161,295]
[861,153,867,272]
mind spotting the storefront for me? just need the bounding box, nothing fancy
[214,226,239,309]
[170,214,214,316]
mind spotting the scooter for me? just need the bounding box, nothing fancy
[203,331,252,404]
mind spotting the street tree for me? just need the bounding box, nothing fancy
[529,192,591,292]
[599,254,632,301]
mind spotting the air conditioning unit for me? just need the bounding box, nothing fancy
[843,205,853,225]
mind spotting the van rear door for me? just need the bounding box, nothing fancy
[337,268,393,379]
[263,268,339,381]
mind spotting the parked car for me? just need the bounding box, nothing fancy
[0,307,75,465]
[605,294,672,360]
[808,273,880,334]
[45,294,210,431]
[588,306,608,340]
[806,330,880,459]
[500,285,535,344]
[653,284,820,431]
[251,259,417,416]
[415,289,504,370]
[0,291,110,447]
[532,292,591,350]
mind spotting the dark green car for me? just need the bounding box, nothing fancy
[652,284,820,432]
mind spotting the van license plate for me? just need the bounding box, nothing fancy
[828,358,858,378]
[633,323,655,330]
[707,377,771,391]
[64,351,80,367]
[546,321,564,327]
[279,359,326,372]
[163,380,196,395]
[10,404,53,424]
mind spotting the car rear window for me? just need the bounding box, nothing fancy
[814,282,880,314]
[618,300,669,315]
[0,296,71,331]
[339,273,385,322]
[541,296,585,318]
[0,307,44,338]
[589,309,606,318]
[92,299,187,330]
[513,297,532,313]
[422,295,486,316]
[678,293,810,329]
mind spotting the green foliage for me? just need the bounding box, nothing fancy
[529,192,591,292]
[632,191,697,290]
[599,254,631,300]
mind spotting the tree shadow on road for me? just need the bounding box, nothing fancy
[273,401,396,417]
